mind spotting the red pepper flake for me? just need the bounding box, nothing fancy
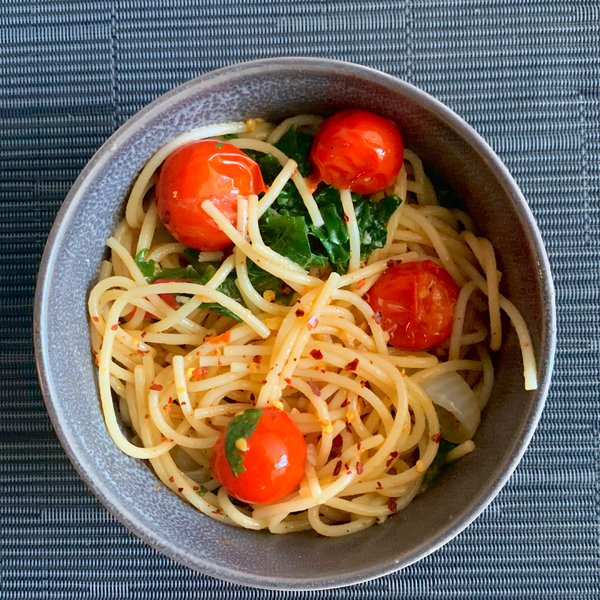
[168,397,173,404]
[356,462,364,474]
[141,331,147,338]
[386,458,394,467]
[92,316,99,323]
[209,331,231,345]
[193,367,208,380]
[144,414,150,419]
[295,308,305,317]
[333,460,342,476]
[262,379,267,384]
[168,476,174,482]
[253,355,262,364]
[344,463,349,470]
[356,279,366,291]
[212,510,222,515]
[357,442,362,451]
[341,399,350,407]
[390,451,399,459]
[149,383,163,391]
[307,316,318,331]
[284,377,292,385]
[192,486,199,491]
[110,324,118,331]
[250,393,255,402]
[181,401,187,406]
[345,422,353,432]
[431,433,443,443]
[309,349,323,360]
[164,405,172,413]
[388,466,398,475]
[376,481,382,490]
[218,358,222,367]
[321,368,326,374]
[344,358,359,372]
[331,435,343,457]
[308,378,321,397]
[344,213,349,223]
[388,498,397,513]
[372,311,383,324]
[178,487,183,493]
[91,349,98,356]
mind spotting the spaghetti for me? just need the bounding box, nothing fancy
[89,114,537,537]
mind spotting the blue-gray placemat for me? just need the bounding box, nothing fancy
[1,1,598,598]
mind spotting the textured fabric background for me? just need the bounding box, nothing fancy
[1,1,598,598]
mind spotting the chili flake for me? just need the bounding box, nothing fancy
[356,279,366,291]
[308,379,321,397]
[168,476,174,483]
[341,399,350,407]
[387,498,397,513]
[149,383,163,391]
[333,460,342,476]
[310,349,323,360]
[110,324,118,331]
[253,355,262,364]
[92,316,99,323]
[431,432,443,443]
[344,358,359,372]
[356,462,364,474]
[193,367,208,380]
[209,331,231,345]
[295,308,305,317]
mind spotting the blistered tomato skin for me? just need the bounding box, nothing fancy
[368,260,460,351]
[310,109,404,194]
[211,407,307,505]
[156,140,265,251]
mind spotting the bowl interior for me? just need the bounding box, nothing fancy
[36,59,554,590]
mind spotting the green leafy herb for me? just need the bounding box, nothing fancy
[197,485,208,497]
[215,141,225,149]
[224,409,263,476]
[223,133,238,140]
[274,125,314,177]
[354,194,402,260]
[420,439,457,491]
[134,248,159,282]
[423,166,463,210]
[260,210,328,270]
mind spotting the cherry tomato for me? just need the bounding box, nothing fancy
[367,260,459,350]
[211,406,307,505]
[310,109,404,194]
[156,141,265,251]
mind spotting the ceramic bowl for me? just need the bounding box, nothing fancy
[34,58,556,590]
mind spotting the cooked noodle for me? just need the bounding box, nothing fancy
[89,117,537,536]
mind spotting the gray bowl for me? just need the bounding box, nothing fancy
[34,58,556,590]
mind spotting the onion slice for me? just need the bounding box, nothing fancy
[419,372,481,443]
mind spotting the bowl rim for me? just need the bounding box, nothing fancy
[33,56,557,590]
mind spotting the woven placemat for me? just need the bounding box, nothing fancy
[1,1,598,598]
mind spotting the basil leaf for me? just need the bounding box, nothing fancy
[150,265,200,281]
[274,125,314,177]
[134,248,159,282]
[423,166,463,209]
[420,439,457,491]
[260,210,328,270]
[223,133,238,140]
[224,408,263,476]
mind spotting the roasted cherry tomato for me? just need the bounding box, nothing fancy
[211,406,307,505]
[367,260,459,350]
[156,140,265,251]
[309,109,404,194]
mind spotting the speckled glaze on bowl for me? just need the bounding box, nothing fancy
[34,58,556,590]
